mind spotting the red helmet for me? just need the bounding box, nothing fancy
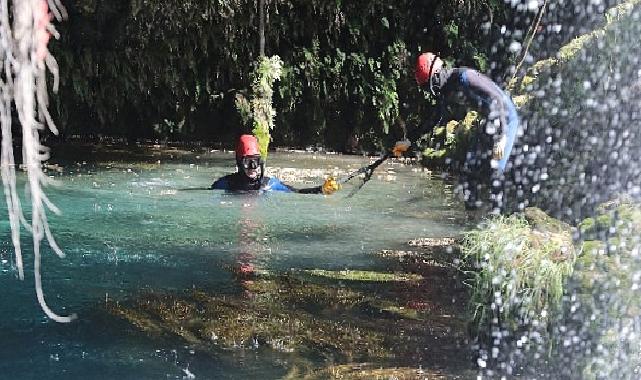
[236,134,260,159]
[415,52,443,86]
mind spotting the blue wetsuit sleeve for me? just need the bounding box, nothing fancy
[264,177,324,194]
[461,69,520,171]
[498,94,519,172]
[264,177,294,192]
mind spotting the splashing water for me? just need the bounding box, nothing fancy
[474,0,641,378]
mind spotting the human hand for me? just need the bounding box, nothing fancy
[392,140,411,157]
[322,176,341,195]
[493,135,507,160]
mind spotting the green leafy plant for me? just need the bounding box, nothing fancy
[249,55,283,159]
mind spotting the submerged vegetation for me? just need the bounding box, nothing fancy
[107,236,472,377]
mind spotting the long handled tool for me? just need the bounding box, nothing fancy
[339,140,410,197]
[340,154,391,197]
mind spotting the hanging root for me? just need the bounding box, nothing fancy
[0,0,75,322]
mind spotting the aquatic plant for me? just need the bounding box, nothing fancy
[283,363,458,379]
[0,0,74,322]
[462,208,575,337]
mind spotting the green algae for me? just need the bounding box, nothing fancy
[304,269,423,282]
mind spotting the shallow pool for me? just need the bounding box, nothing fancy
[0,147,469,379]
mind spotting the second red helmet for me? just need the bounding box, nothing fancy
[415,52,443,86]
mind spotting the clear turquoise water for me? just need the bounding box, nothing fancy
[0,149,467,379]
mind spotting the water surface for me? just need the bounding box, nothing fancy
[0,147,468,379]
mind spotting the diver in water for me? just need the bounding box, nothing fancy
[414,52,520,212]
[211,134,340,194]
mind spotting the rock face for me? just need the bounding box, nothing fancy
[524,207,575,263]
[557,200,641,379]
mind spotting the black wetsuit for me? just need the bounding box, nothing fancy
[424,68,520,211]
[426,68,519,170]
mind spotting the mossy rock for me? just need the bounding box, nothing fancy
[524,207,572,234]
[462,211,577,339]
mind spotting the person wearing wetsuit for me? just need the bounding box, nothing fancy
[414,52,520,211]
[211,134,340,194]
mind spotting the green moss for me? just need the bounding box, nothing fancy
[423,148,447,159]
[462,211,576,336]
[432,126,446,136]
[524,207,572,234]
[445,121,458,135]
[461,111,478,130]
[580,240,606,255]
[580,218,596,234]
[570,200,641,377]
[513,0,639,105]
[520,75,535,89]
[531,57,557,73]
[512,94,531,107]
[249,55,283,159]
[606,0,641,24]
[595,214,613,230]
[558,32,598,61]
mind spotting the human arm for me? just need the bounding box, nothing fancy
[461,69,511,159]
[265,177,340,195]
[210,175,232,190]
